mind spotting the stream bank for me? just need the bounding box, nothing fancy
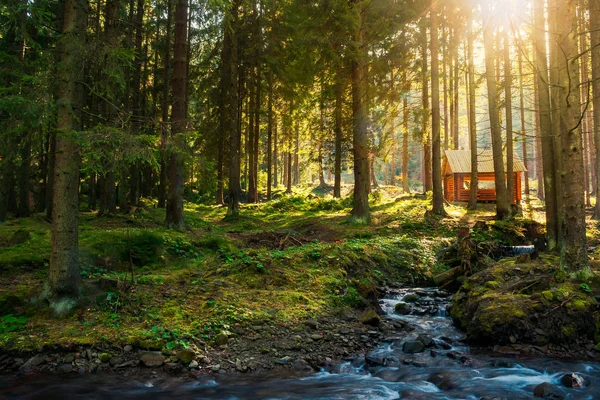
[2,287,600,399]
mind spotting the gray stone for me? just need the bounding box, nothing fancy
[394,302,411,315]
[123,345,133,353]
[304,319,319,330]
[402,341,425,354]
[403,293,420,303]
[416,334,434,348]
[214,333,229,346]
[109,356,123,366]
[64,354,75,363]
[176,349,195,364]
[533,382,564,399]
[60,363,73,373]
[210,364,221,372]
[189,360,199,369]
[19,354,45,372]
[140,352,165,367]
[275,356,292,365]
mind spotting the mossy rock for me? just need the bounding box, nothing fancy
[99,353,112,362]
[176,349,195,364]
[214,333,229,346]
[394,302,411,315]
[451,255,598,347]
[359,308,380,326]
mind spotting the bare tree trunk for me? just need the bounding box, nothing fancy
[554,0,588,271]
[518,48,530,202]
[273,116,278,188]
[430,1,445,215]
[402,74,410,193]
[351,0,370,222]
[452,27,459,150]
[548,0,565,251]
[49,0,87,308]
[293,119,299,185]
[443,24,449,151]
[504,28,514,204]
[533,76,545,200]
[483,12,509,219]
[158,0,171,208]
[591,0,600,219]
[225,0,240,217]
[421,19,432,193]
[467,12,478,210]
[334,79,343,198]
[579,9,592,207]
[165,0,187,229]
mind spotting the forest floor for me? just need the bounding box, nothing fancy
[0,185,599,376]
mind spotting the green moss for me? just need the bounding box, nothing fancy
[541,290,554,302]
[562,324,576,337]
[485,281,500,289]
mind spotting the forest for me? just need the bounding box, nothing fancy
[1,0,600,398]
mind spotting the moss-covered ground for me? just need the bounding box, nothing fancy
[0,186,448,353]
[1,186,598,357]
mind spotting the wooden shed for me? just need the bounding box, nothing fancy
[443,149,526,203]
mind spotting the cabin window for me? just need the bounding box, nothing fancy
[479,181,495,190]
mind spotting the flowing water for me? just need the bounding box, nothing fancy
[1,288,599,399]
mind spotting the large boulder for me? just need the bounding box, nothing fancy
[533,382,564,399]
[450,256,598,349]
[402,340,425,354]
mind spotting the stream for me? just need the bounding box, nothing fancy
[1,288,599,399]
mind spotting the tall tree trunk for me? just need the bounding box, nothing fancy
[293,119,299,185]
[129,0,144,208]
[579,8,592,207]
[504,28,514,204]
[591,0,600,219]
[273,116,278,188]
[158,0,172,208]
[334,79,343,198]
[467,12,478,210]
[286,130,292,193]
[430,1,445,215]
[267,71,273,200]
[389,70,396,185]
[224,1,240,217]
[548,0,565,251]
[452,31,459,150]
[402,74,410,193]
[421,20,432,193]
[247,76,256,203]
[518,48,530,202]
[533,76,545,200]
[49,0,87,308]
[554,0,588,271]
[165,0,188,229]
[482,13,510,219]
[18,134,31,217]
[350,0,370,222]
[443,25,449,151]
[45,130,56,220]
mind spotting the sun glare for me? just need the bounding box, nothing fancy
[478,0,530,30]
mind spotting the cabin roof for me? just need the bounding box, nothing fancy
[443,149,526,174]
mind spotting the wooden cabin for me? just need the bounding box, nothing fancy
[443,149,525,203]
